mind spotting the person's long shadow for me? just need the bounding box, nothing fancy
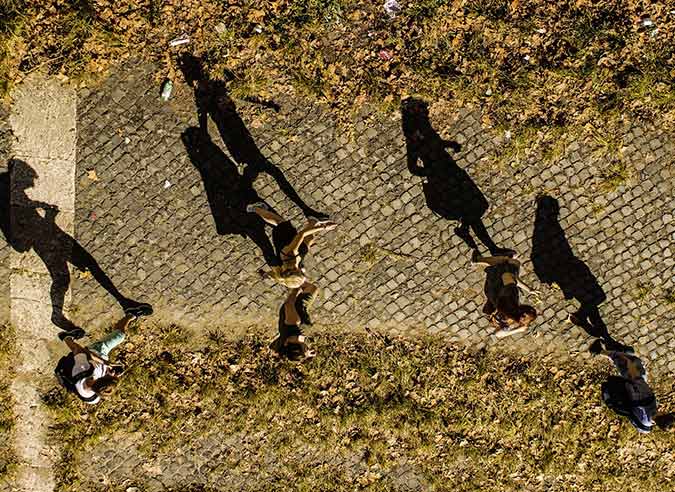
[401,98,507,255]
[531,195,625,347]
[0,159,149,334]
[181,127,278,265]
[179,54,327,220]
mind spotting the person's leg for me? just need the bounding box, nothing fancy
[248,203,286,226]
[297,281,319,326]
[88,314,134,359]
[471,254,513,268]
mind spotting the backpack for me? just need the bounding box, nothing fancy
[54,353,98,403]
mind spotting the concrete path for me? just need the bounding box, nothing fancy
[6,73,76,492]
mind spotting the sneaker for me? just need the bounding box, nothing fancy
[494,326,527,339]
[124,303,154,319]
[246,202,269,213]
[58,327,86,341]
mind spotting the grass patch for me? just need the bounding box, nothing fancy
[0,323,17,481]
[45,322,675,491]
[0,1,674,155]
[598,159,631,192]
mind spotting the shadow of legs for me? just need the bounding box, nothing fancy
[70,241,143,312]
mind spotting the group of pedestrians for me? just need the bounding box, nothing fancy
[401,97,662,433]
[31,75,662,433]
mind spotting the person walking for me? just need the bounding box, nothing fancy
[247,202,336,290]
[270,286,316,361]
[55,304,152,404]
[591,340,658,433]
[472,251,538,337]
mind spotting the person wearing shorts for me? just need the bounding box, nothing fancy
[61,304,152,404]
[591,339,657,433]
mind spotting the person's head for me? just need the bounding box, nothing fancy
[280,335,315,362]
[9,159,37,191]
[90,374,118,396]
[493,303,537,329]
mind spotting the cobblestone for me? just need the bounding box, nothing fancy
[66,60,674,377]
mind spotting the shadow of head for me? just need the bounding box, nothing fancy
[401,97,431,138]
[178,54,207,86]
[535,194,560,219]
[9,159,38,191]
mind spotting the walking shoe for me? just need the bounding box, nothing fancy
[124,303,154,319]
[296,292,316,326]
[246,202,269,213]
[58,327,86,341]
[494,326,527,339]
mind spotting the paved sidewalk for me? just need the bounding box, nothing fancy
[68,60,674,374]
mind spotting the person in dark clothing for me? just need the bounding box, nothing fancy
[472,251,538,338]
[401,98,512,256]
[0,160,152,336]
[591,340,657,433]
[270,286,317,361]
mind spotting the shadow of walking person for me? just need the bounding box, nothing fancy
[531,195,625,348]
[0,160,151,336]
[181,126,278,266]
[179,54,327,220]
[401,98,509,255]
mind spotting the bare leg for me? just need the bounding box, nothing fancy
[113,314,135,333]
[302,233,316,249]
[472,254,514,268]
[252,206,286,226]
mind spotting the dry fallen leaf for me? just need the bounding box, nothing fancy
[87,169,99,181]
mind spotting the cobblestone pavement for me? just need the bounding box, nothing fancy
[72,60,674,374]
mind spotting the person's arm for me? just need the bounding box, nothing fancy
[281,224,330,260]
[64,336,106,364]
[515,275,535,294]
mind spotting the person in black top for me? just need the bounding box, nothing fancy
[270,286,316,361]
[472,251,538,337]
